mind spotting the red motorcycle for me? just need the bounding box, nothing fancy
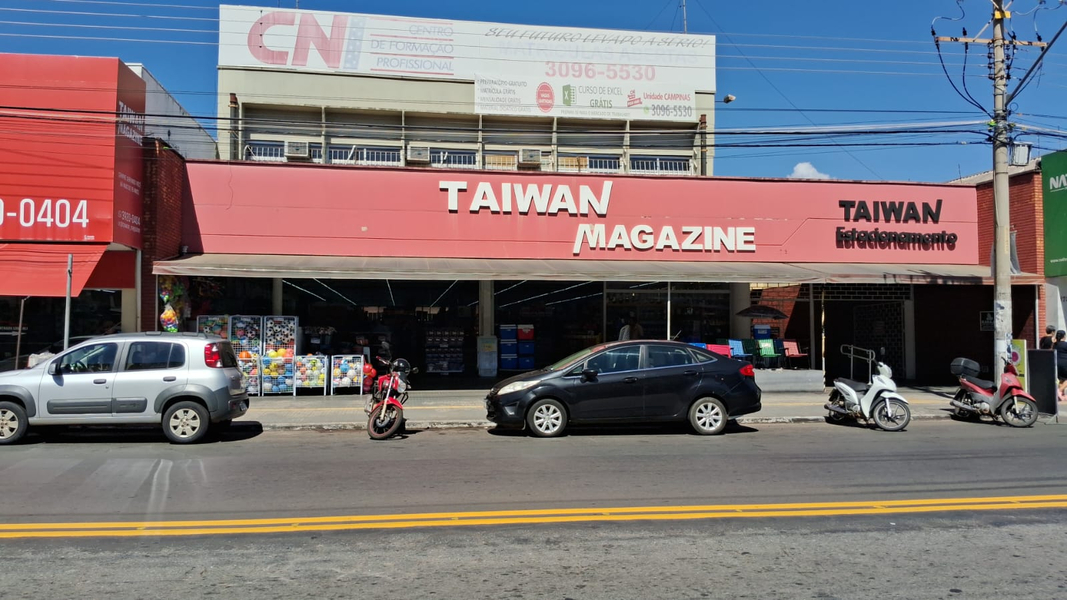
[365,356,416,440]
[949,357,1038,427]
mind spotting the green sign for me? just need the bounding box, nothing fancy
[1044,150,1067,277]
[562,85,576,107]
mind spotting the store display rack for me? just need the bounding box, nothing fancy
[293,354,328,395]
[424,327,464,374]
[229,315,263,396]
[330,354,366,395]
[196,315,230,340]
[262,316,298,395]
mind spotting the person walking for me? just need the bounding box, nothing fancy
[1040,325,1056,350]
[618,314,644,341]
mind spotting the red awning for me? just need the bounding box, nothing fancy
[0,243,108,297]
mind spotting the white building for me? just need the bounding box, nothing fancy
[127,64,217,159]
[216,5,718,175]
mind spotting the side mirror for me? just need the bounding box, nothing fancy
[581,368,598,382]
[47,361,58,376]
[411,367,419,375]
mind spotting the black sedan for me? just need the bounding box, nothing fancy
[485,340,761,437]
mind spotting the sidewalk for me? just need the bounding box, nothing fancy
[240,386,966,430]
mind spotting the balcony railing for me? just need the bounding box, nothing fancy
[629,156,694,176]
[328,146,402,166]
[243,141,695,176]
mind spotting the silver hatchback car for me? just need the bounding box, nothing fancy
[0,332,249,444]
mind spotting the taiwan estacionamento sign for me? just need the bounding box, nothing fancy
[183,163,979,266]
[218,5,714,121]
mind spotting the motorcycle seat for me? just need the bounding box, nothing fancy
[962,374,996,392]
[836,378,869,393]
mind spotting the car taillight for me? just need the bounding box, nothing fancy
[204,343,223,368]
[739,363,755,378]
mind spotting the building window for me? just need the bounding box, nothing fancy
[630,156,693,176]
[484,151,518,171]
[244,141,323,163]
[430,149,477,169]
[245,141,286,162]
[328,145,402,166]
[557,155,621,174]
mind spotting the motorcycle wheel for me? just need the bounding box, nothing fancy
[368,404,403,440]
[871,398,911,432]
[999,396,1038,428]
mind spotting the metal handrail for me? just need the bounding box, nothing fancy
[840,344,875,382]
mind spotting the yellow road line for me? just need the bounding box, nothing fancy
[1,495,1063,539]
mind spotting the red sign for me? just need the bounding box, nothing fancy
[183,163,979,265]
[0,54,145,248]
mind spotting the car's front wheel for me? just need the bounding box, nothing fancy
[689,397,728,435]
[163,401,210,444]
[0,401,28,445]
[527,399,567,438]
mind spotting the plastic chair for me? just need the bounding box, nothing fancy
[742,339,761,366]
[707,343,732,358]
[757,339,781,369]
[783,340,810,369]
[728,339,751,362]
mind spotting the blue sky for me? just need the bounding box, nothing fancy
[1,0,1065,182]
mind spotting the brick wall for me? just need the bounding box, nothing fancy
[139,139,186,331]
[977,172,1045,275]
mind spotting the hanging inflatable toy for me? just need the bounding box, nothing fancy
[159,304,180,333]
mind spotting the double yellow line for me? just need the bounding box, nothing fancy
[2,494,1065,539]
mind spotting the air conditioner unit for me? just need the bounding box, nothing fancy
[284,140,310,159]
[407,145,431,163]
[519,149,543,165]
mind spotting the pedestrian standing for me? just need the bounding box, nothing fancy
[1040,324,1055,350]
[1055,330,1067,401]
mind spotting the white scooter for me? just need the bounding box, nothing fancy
[824,345,911,432]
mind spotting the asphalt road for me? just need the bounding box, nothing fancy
[0,421,1065,599]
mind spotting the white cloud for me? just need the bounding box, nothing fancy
[788,162,831,180]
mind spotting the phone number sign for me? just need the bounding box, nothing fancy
[0,196,113,243]
[476,72,696,121]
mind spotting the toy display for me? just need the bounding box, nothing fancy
[294,355,328,395]
[263,316,298,395]
[158,276,188,333]
[330,354,366,395]
[229,315,263,396]
[196,315,229,340]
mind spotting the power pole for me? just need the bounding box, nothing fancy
[935,3,1051,381]
[991,0,1012,379]
[681,0,688,34]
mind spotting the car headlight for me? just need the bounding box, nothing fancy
[498,379,541,396]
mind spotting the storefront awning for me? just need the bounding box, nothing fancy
[0,243,109,297]
[153,254,1042,286]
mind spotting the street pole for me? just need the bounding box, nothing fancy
[991,0,1011,380]
[681,0,688,34]
[64,254,73,351]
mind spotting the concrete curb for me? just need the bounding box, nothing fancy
[255,413,953,432]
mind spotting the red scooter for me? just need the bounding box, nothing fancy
[949,357,1038,427]
[365,356,416,440]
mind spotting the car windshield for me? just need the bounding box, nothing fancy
[543,345,605,371]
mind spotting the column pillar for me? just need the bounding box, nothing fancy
[272,278,283,314]
[730,283,751,339]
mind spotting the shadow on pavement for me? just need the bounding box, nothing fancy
[486,421,759,438]
[20,421,265,445]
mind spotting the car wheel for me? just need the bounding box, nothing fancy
[163,401,210,444]
[0,401,28,445]
[527,399,566,438]
[689,397,728,435]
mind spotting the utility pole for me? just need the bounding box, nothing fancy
[935,3,1053,381]
[991,0,1012,379]
[681,0,688,34]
